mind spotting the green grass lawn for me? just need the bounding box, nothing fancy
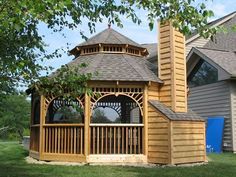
[0,142,235,177]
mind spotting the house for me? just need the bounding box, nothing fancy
[145,11,236,152]
[28,22,206,165]
[187,11,236,152]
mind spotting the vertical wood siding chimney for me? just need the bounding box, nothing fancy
[158,21,187,113]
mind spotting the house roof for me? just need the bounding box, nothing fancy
[64,53,162,82]
[76,28,143,48]
[189,47,236,77]
[186,11,236,42]
[149,100,204,121]
[142,43,157,59]
[203,14,236,52]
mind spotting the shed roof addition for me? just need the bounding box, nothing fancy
[149,100,204,121]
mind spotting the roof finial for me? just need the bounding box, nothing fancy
[108,23,111,29]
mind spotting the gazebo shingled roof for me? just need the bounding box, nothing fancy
[66,28,162,83]
[66,53,162,82]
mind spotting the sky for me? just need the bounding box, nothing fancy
[38,0,236,74]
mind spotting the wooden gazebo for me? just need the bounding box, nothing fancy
[29,22,206,165]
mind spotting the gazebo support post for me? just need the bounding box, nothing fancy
[143,84,148,156]
[39,95,45,160]
[84,93,90,160]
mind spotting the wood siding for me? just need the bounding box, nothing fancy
[188,81,233,151]
[230,81,236,152]
[148,82,159,100]
[147,105,170,164]
[172,29,187,112]
[158,22,172,108]
[171,121,206,164]
[158,22,187,112]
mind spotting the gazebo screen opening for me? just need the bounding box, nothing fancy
[46,97,84,124]
[91,95,142,124]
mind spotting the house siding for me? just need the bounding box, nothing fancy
[230,81,236,152]
[186,37,209,55]
[188,81,232,151]
[148,82,159,100]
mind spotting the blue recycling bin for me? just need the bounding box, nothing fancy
[206,117,224,153]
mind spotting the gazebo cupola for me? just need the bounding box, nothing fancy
[70,27,149,57]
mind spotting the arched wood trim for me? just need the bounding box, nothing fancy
[44,94,85,113]
[90,93,143,116]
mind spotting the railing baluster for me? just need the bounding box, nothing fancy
[71,128,73,154]
[52,128,54,153]
[61,127,63,153]
[97,127,99,154]
[49,127,51,153]
[67,128,70,154]
[138,127,140,154]
[45,127,48,153]
[130,127,132,154]
[55,128,58,153]
[101,127,104,154]
[105,127,108,154]
[58,127,61,153]
[126,127,128,154]
[134,127,137,154]
[122,127,124,154]
[64,127,66,154]
[80,127,83,154]
[74,127,76,154]
[118,127,120,154]
[77,127,80,154]
[109,127,112,154]
[114,127,116,154]
[93,127,95,154]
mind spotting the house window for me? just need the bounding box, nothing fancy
[188,59,218,87]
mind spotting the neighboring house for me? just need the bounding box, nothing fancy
[144,11,236,152]
[187,11,236,152]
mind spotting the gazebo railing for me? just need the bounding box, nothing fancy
[30,124,40,152]
[43,124,84,154]
[90,124,144,154]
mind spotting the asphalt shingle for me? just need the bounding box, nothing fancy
[77,28,143,48]
[195,47,236,77]
[66,53,162,82]
[149,100,204,121]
